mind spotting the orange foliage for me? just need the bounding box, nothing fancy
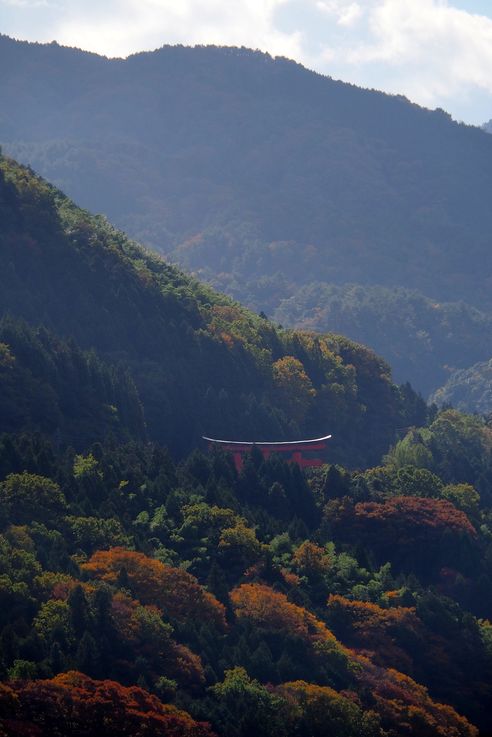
[207,305,243,348]
[292,541,331,576]
[385,590,401,600]
[231,585,477,736]
[327,595,422,673]
[110,592,205,686]
[230,583,339,647]
[280,568,301,587]
[279,679,345,703]
[82,548,226,629]
[355,659,478,737]
[277,680,380,735]
[0,671,215,737]
[327,595,419,632]
[219,331,235,348]
[52,579,95,601]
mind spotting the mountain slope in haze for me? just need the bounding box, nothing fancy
[3,36,492,312]
[431,358,492,415]
[0,153,426,465]
[2,36,492,401]
[273,284,492,396]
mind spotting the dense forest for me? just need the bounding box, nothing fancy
[0,152,428,467]
[430,359,492,415]
[273,284,492,396]
[1,152,492,735]
[1,411,492,737]
[1,35,492,399]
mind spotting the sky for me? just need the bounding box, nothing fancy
[1,0,492,125]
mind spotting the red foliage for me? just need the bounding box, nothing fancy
[327,497,476,574]
[82,548,226,629]
[0,672,215,737]
[354,497,476,537]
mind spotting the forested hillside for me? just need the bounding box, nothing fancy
[2,35,492,398]
[431,359,492,415]
[0,316,145,446]
[0,153,426,466]
[273,284,492,395]
[1,154,492,736]
[1,407,492,736]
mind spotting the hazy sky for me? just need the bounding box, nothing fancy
[2,0,492,124]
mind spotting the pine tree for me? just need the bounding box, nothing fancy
[249,641,276,682]
[76,631,100,678]
[68,584,90,638]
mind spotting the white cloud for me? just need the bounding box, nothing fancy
[2,0,51,6]
[316,1,363,27]
[299,0,492,121]
[51,0,302,60]
[338,4,363,27]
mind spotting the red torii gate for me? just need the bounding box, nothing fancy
[203,434,332,471]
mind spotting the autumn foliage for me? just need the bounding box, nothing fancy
[353,497,476,536]
[326,595,422,672]
[0,672,215,737]
[230,583,339,647]
[327,496,476,574]
[292,541,331,577]
[82,548,226,629]
[230,586,478,736]
[355,659,478,737]
[277,680,381,737]
[109,591,205,686]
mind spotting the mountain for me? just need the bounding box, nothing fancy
[0,316,145,446]
[0,152,426,466]
[2,36,492,401]
[483,120,492,133]
[431,358,492,415]
[273,284,492,396]
[1,155,492,736]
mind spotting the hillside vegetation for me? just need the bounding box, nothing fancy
[431,359,492,415]
[0,154,492,736]
[273,284,492,395]
[0,153,426,466]
[0,409,492,736]
[2,36,492,398]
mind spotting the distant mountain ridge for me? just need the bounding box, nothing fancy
[2,35,492,400]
